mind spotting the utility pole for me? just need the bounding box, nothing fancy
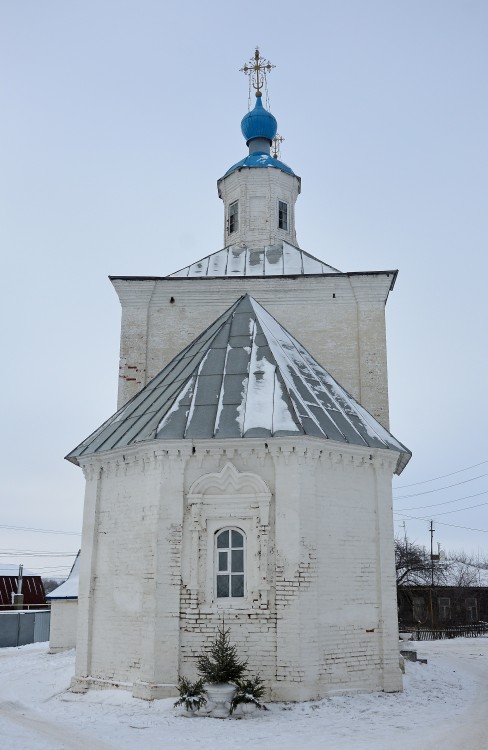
[430,521,435,587]
[429,521,435,627]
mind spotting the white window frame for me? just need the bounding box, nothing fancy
[465,597,478,622]
[413,596,426,623]
[438,596,451,621]
[215,527,246,600]
[204,517,255,609]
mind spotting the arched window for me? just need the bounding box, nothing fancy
[215,528,245,598]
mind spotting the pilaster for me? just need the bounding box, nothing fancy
[72,459,103,692]
[372,456,403,692]
[133,448,188,699]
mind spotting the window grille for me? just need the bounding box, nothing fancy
[216,528,245,598]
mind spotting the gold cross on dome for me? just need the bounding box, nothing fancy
[272,134,284,159]
[240,48,275,97]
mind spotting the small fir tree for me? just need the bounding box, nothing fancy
[230,675,268,713]
[174,677,207,712]
[197,624,247,684]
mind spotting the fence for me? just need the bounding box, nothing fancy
[411,623,488,641]
[0,604,50,611]
[0,609,51,648]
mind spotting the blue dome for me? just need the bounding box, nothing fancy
[224,151,295,177]
[241,96,277,145]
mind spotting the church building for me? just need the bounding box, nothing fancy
[67,50,411,701]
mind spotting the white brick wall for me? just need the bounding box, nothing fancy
[217,166,301,247]
[72,437,402,700]
[49,600,78,653]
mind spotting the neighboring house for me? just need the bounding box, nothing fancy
[0,565,46,610]
[0,565,49,648]
[46,552,80,652]
[398,585,488,627]
[398,565,488,628]
[66,54,411,701]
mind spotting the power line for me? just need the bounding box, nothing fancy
[0,524,80,535]
[34,567,72,572]
[393,459,488,489]
[0,551,77,557]
[396,489,488,511]
[393,473,488,500]
[394,512,488,534]
[397,500,488,519]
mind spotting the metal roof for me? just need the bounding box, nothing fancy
[46,551,80,600]
[240,96,277,145]
[224,151,294,177]
[67,296,410,474]
[168,242,340,278]
[0,574,45,607]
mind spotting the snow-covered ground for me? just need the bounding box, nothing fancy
[1,638,487,750]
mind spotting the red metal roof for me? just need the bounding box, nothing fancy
[0,576,46,607]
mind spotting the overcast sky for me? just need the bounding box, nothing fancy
[1,1,487,577]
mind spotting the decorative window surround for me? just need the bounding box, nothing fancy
[186,462,271,609]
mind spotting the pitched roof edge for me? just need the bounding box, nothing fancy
[109,270,399,286]
[67,294,409,471]
[64,434,407,470]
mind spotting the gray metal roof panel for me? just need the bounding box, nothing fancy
[66,295,411,474]
[168,242,341,278]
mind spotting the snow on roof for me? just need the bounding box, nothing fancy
[46,551,80,600]
[66,296,411,474]
[0,565,36,576]
[168,241,340,278]
[223,151,295,177]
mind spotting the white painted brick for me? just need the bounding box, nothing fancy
[112,273,393,430]
[74,440,402,700]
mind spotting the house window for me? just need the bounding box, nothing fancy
[438,597,451,622]
[413,596,426,622]
[466,597,478,623]
[229,201,238,234]
[278,200,288,231]
[216,528,245,598]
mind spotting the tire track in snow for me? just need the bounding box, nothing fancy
[421,654,488,750]
[0,700,116,750]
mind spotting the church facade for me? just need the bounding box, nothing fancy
[68,52,410,701]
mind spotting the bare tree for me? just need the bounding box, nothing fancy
[396,538,488,588]
[444,550,488,587]
[395,537,431,585]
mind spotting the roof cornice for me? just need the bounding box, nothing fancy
[109,269,398,291]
